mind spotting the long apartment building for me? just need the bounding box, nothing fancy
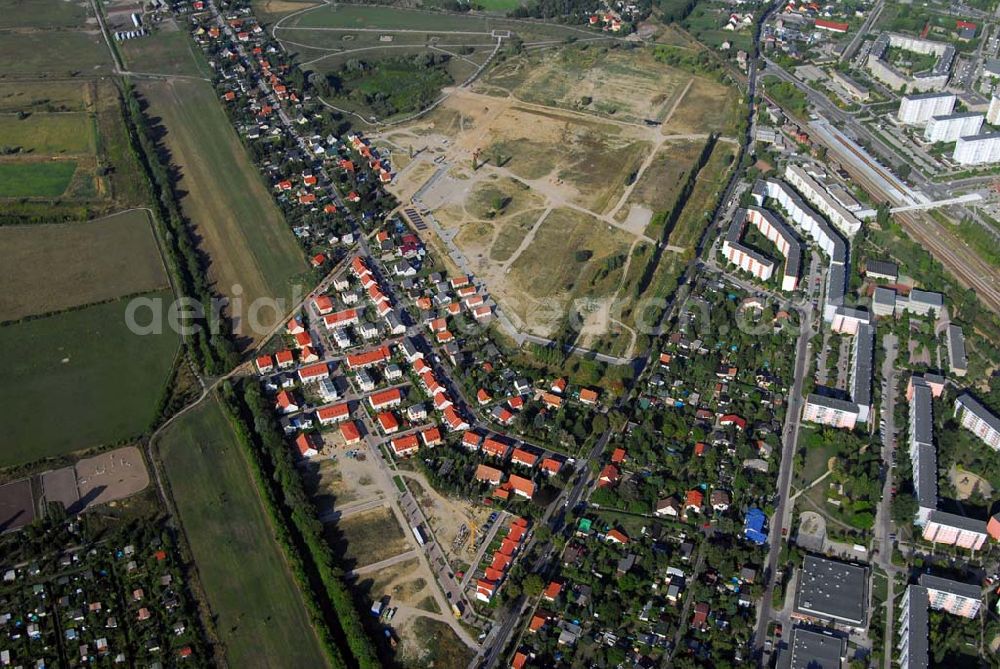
[802,321,875,429]
[784,164,862,238]
[909,378,989,545]
[753,178,848,322]
[721,206,802,291]
[954,393,1000,449]
[909,376,937,525]
[899,575,981,669]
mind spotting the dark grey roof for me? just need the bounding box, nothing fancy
[926,509,988,534]
[902,586,930,669]
[956,393,1000,434]
[918,574,982,600]
[947,324,968,372]
[904,91,956,101]
[785,628,846,669]
[957,131,1000,142]
[827,264,847,308]
[910,383,934,447]
[865,259,898,278]
[851,324,874,408]
[806,393,858,413]
[909,289,944,308]
[915,442,938,510]
[930,111,984,122]
[750,206,804,280]
[794,556,868,625]
[873,286,896,307]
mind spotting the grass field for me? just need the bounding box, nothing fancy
[0,32,112,77]
[0,80,90,113]
[0,210,168,321]
[668,141,737,249]
[0,290,179,467]
[159,395,329,669]
[661,76,741,135]
[624,139,707,236]
[0,0,89,28]
[0,161,78,197]
[0,112,95,154]
[138,79,306,343]
[120,22,212,78]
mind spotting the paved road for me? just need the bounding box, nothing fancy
[753,291,816,652]
[876,333,900,669]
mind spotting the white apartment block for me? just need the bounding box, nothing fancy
[954,393,1000,449]
[922,511,988,550]
[752,178,848,322]
[897,92,956,125]
[802,394,859,429]
[953,132,1000,165]
[721,207,802,291]
[923,112,984,143]
[784,164,862,238]
[899,576,981,669]
[988,93,1000,125]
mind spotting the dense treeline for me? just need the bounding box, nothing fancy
[218,381,380,668]
[120,83,239,375]
[657,0,699,23]
[510,0,601,20]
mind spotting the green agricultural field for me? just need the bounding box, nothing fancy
[0,32,112,76]
[0,290,179,467]
[0,161,78,197]
[139,79,306,344]
[0,112,95,155]
[0,80,89,113]
[0,210,168,321]
[159,395,329,669]
[0,0,89,29]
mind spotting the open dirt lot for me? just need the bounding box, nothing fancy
[74,446,150,510]
[351,557,440,615]
[325,506,412,570]
[41,466,80,513]
[401,471,490,562]
[478,44,692,125]
[303,450,385,513]
[949,464,994,500]
[381,76,722,352]
[0,479,34,534]
[395,614,476,668]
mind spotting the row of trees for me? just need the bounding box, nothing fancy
[121,83,239,375]
[219,381,381,668]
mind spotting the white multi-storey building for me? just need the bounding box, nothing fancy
[954,393,1000,449]
[721,207,802,291]
[923,112,984,143]
[784,164,862,238]
[953,132,1000,165]
[988,93,1000,125]
[897,92,957,124]
[753,178,848,322]
[899,576,981,669]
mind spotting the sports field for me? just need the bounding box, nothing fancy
[0,210,168,321]
[0,290,179,468]
[159,395,329,669]
[139,79,306,342]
